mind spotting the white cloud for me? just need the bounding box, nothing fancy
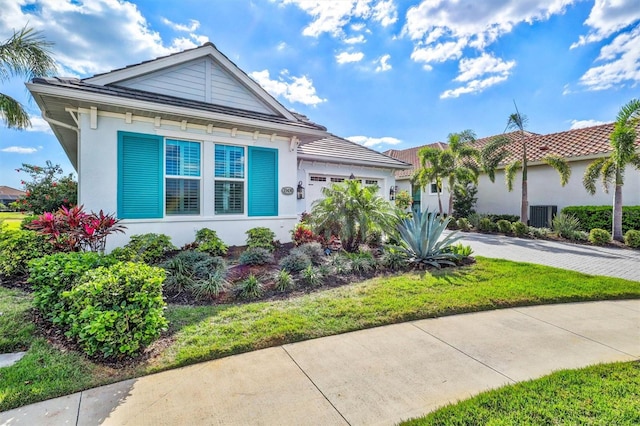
[441,54,515,99]
[403,0,574,70]
[280,0,397,38]
[375,54,392,72]
[570,119,607,129]
[343,34,366,44]
[277,41,288,51]
[336,51,365,64]
[0,0,209,76]
[578,25,640,91]
[249,70,326,106]
[1,146,38,154]
[571,0,640,48]
[347,135,401,148]
[161,18,200,32]
[25,115,54,134]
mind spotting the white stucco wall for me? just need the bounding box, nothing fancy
[395,178,452,214]
[296,160,397,214]
[476,159,640,216]
[77,112,300,249]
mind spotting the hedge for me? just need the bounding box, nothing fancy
[560,206,640,233]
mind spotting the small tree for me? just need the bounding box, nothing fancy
[16,161,77,213]
[413,147,449,215]
[311,179,397,252]
[583,99,640,241]
[452,183,478,219]
[481,104,571,224]
[394,189,413,211]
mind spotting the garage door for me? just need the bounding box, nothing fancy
[307,175,380,206]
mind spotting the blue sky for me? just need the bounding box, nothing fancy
[1,0,639,189]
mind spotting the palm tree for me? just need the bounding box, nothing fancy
[413,146,450,215]
[311,179,397,252]
[583,99,640,241]
[481,104,571,224]
[1,26,56,129]
[443,130,480,215]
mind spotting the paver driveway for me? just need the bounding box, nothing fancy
[458,232,640,281]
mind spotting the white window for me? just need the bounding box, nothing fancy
[165,139,201,215]
[214,144,245,215]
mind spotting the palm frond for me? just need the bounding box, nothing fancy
[583,157,607,195]
[614,98,640,126]
[542,154,571,186]
[0,93,30,129]
[480,135,511,182]
[0,25,56,82]
[504,160,521,192]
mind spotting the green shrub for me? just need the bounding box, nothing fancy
[238,247,274,265]
[235,274,263,299]
[291,242,324,265]
[561,206,640,234]
[20,214,39,229]
[467,213,484,229]
[529,227,550,238]
[194,228,228,256]
[496,219,512,234]
[64,262,167,358]
[28,252,116,324]
[345,251,376,274]
[328,253,351,275]
[279,251,312,272]
[552,213,582,239]
[0,229,53,278]
[478,217,497,233]
[488,214,520,223]
[456,217,471,231]
[124,233,176,264]
[191,269,228,300]
[14,161,77,214]
[511,221,528,237]
[274,269,294,292]
[160,250,225,294]
[301,265,323,287]
[381,248,407,271]
[246,227,276,251]
[448,243,473,258]
[452,183,478,219]
[446,216,458,230]
[588,228,611,245]
[108,246,136,262]
[624,230,640,248]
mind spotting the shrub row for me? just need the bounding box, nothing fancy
[560,206,640,233]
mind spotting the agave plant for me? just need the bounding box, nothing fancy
[390,209,463,268]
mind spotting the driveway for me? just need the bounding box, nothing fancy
[457,232,640,282]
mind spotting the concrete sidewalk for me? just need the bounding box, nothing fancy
[2,300,638,425]
[458,232,640,281]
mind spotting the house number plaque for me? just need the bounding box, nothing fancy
[281,186,294,195]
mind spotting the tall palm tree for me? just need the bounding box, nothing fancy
[583,99,640,241]
[413,146,450,215]
[481,104,571,224]
[311,179,397,252]
[443,129,480,215]
[1,26,56,129]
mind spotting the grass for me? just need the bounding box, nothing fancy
[1,256,639,411]
[0,212,26,231]
[403,361,640,425]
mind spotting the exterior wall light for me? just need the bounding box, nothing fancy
[297,181,305,199]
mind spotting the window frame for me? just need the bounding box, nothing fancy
[214,143,246,215]
[164,138,202,216]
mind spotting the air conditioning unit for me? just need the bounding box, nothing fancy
[529,205,557,228]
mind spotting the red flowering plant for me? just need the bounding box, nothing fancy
[291,222,324,246]
[16,161,77,214]
[28,205,126,253]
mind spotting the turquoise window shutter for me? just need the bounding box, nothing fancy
[117,131,163,218]
[248,146,278,217]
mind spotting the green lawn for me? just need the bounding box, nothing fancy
[1,256,639,411]
[403,361,640,425]
[0,212,27,231]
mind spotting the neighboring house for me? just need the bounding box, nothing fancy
[26,43,409,249]
[386,124,640,226]
[0,186,25,207]
[384,142,449,214]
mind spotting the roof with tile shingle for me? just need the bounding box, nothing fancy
[383,142,447,178]
[386,123,640,179]
[0,186,25,201]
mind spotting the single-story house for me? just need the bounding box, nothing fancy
[386,124,640,226]
[26,43,409,249]
[0,186,26,207]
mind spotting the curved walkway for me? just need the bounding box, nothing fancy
[457,232,640,281]
[2,300,639,425]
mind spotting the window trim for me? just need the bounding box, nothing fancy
[164,139,202,216]
[214,143,246,215]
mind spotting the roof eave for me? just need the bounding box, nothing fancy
[298,154,411,170]
[26,82,328,141]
